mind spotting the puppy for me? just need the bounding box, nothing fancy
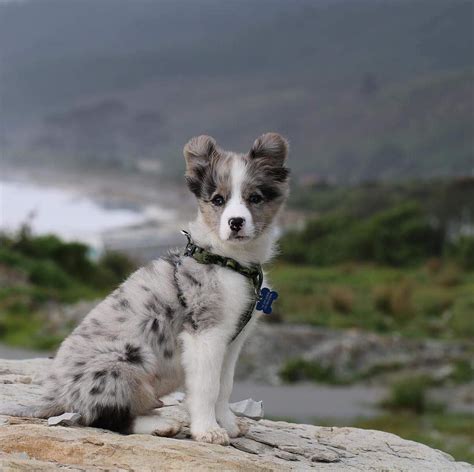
[0,133,290,445]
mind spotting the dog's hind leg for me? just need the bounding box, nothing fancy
[132,414,182,437]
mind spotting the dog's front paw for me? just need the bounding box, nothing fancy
[217,410,248,438]
[192,426,230,445]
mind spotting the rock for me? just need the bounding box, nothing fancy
[48,412,82,426]
[230,399,264,419]
[1,358,472,471]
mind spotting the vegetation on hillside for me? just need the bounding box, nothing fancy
[271,262,474,340]
[286,178,474,262]
[0,225,135,349]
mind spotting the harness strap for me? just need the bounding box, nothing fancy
[180,230,263,342]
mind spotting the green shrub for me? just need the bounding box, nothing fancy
[280,202,443,267]
[373,285,392,314]
[280,358,344,384]
[28,260,74,289]
[437,264,463,287]
[450,360,474,384]
[447,236,474,270]
[364,203,444,266]
[98,251,136,284]
[381,376,443,414]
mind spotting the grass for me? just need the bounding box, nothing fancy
[279,358,346,385]
[270,262,474,340]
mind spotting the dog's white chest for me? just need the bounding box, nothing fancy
[216,267,254,330]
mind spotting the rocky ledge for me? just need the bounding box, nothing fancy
[1,359,472,471]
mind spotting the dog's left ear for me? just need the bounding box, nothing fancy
[249,133,288,165]
[183,135,217,170]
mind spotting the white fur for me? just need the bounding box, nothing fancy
[133,414,182,436]
[190,214,278,266]
[179,262,258,444]
[219,157,255,241]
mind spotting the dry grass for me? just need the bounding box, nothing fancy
[329,286,355,314]
[437,264,463,287]
[373,281,414,318]
[425,258,442,275]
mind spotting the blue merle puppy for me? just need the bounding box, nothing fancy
[1,133,290,445]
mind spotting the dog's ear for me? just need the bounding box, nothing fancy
[249,133,288,165]
[183,135,217,169]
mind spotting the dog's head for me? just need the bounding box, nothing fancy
[184,133,290,243]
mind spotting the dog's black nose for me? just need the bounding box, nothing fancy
[229,217,245,232]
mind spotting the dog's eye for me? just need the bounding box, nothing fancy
[249,193,263,204]
[211,194,225,206]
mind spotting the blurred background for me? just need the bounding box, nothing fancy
[0,0,473,463]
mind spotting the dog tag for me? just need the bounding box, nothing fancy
[256,287,278,314]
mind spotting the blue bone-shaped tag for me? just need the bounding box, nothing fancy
[256,287,279,314]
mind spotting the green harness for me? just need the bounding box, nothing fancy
[181,230,264,343]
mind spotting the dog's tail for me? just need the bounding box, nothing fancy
[0,400,62,419]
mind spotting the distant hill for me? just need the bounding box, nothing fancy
[1,0,472,181]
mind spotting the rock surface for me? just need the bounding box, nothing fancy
[1,358,472,471]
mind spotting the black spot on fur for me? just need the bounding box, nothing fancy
[151,318,159,332]
[71,389,80,401]
[185,164,207,197]
[164,348,174,359]
[93,370,107,380]
[119,298,130,310]
[165,305,173,319]
[267,166,290,183]
[259,184,282,201]
[91,318,102,327]
[124,344,142,364]
[158,332,166,344]
[145,296,160,315]
[185,312,199,331]
[73,373,83,382]
[186,164,217,199]
[90,378,106,395]
[141,285,151,292]
[90,405,133,434]
[111,369,120,379]
[74,361,86,367]
[116,316,127,323]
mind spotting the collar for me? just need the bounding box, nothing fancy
[181,230,264,296]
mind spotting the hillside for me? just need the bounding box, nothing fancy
[0,0,472,181]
